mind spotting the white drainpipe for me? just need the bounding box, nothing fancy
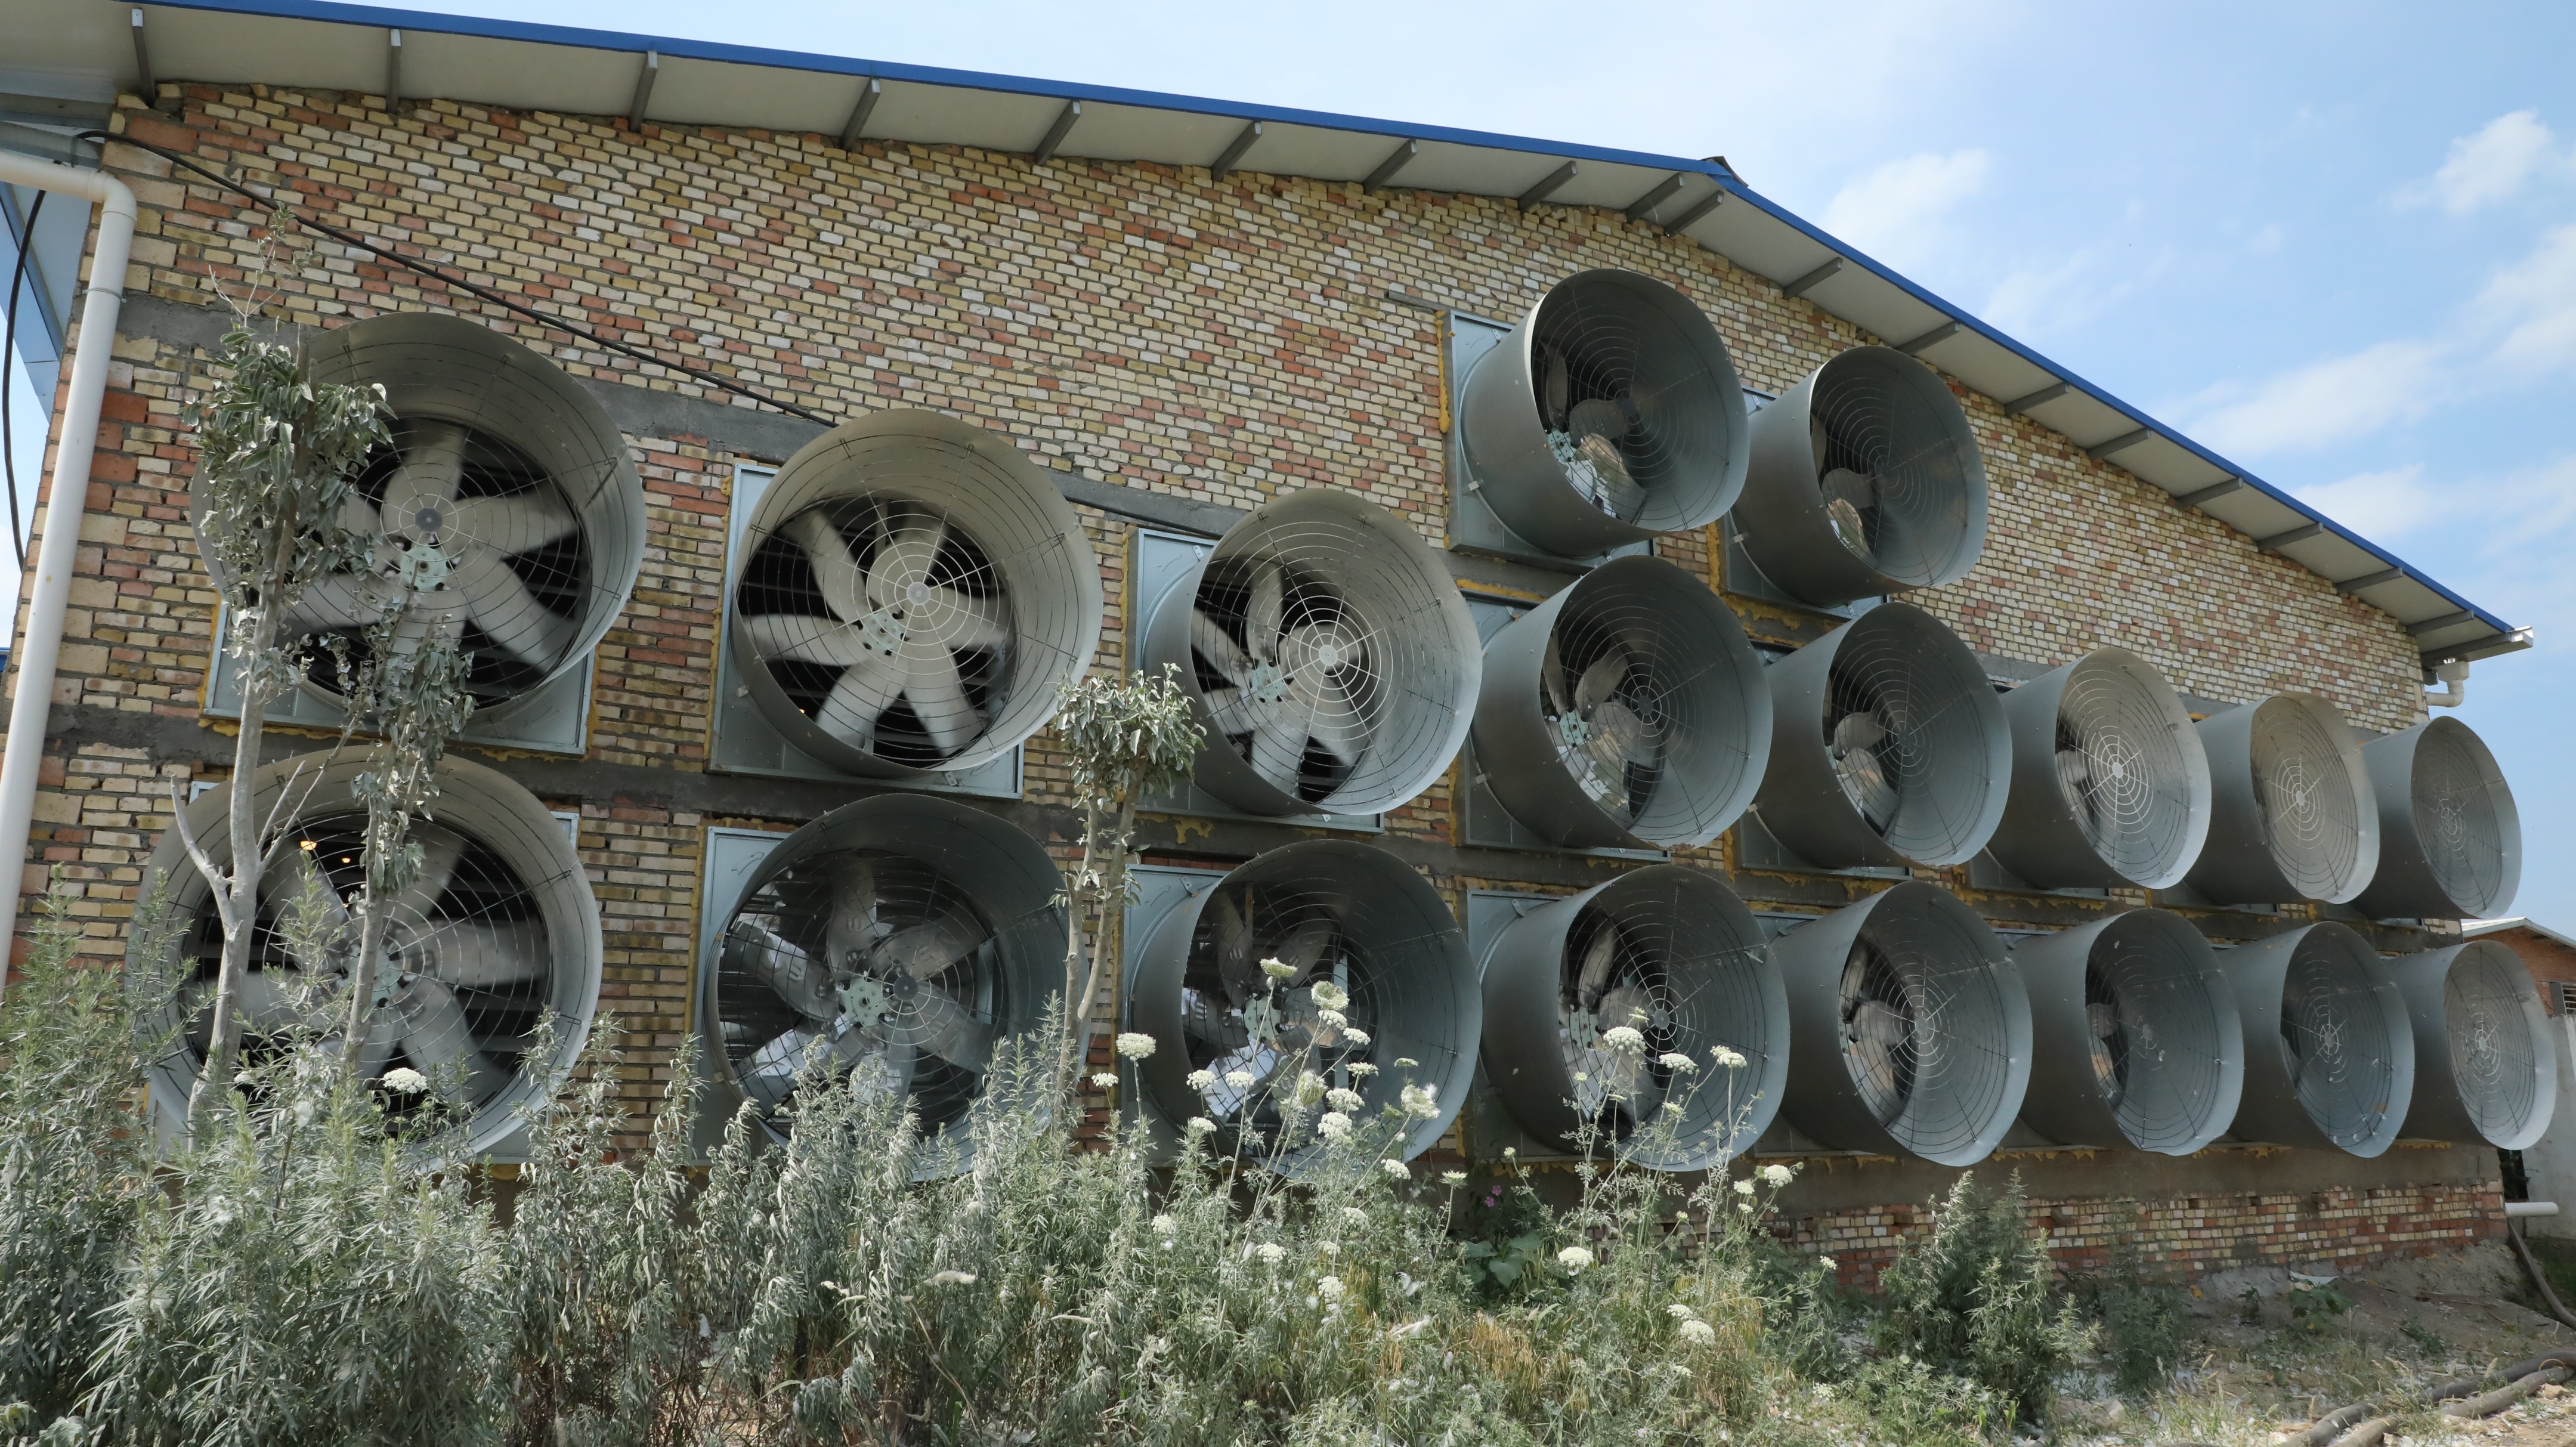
[0,150,137,933]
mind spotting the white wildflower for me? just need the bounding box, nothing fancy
[1341,1207,1368,1227]
[1310,981,1350,1011]
[1379,1158,1409,1180]
[1186,1068,1216,1091]
[1572,1071,1588,1083]
[1343,1027,1371,1047]
[1260,956,1295,980]
[1317,1111,1354,1142]
[1679,1319,1717,1345]
[1151,1214,1177,1235]
[1442,1170,1467,1185]
[1316,1008,1349,1031]
[1711,1044,1748,1068]
[1399,1082,1440,1120]
[1663,1101,1684,1115]
[1326,1087,1364,1112]
[1658,1052,1698,1072]
[1816,1256,1836,1273]
[1601,1025,1646,1053]
[1346,1060,1376,1076]
[927,1270,978,1286]
[1293,1073,1328,1109]
[381,1066,429,1094]
[1761,1163,1794,1188]
[1316,1275,1346,1302]
[1665,1303,1697,1319]
[1089,1072,1120,1090]
[1394,1057,1418,1069]
[1732,1179,1755,1196]
[1224,1069,1257,1091]
[1557,1246,1594,1273]
[1114,1032,1158,1060]
[1185,1116,1217,1136]
[1255,1242,1286,1264]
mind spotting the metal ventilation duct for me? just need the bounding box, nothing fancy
[2185,694,2380,905]
[1472,556,1772,849]
[2388,941,2554,1149]
[1754,602,2011,868]
[1735,345,1990,607]
[1458,268,1748,556]
[2014,910,2243,1155]
[2223,923,2414,1157]
[702,794,1065,1170]
[1479,865,1788,1170]
[1776,882,2031,1167]
[1141,488,1482,817]
[138,752,601,1161]
[1990,647,2212,889]
[731,411,1103,779]
[196,312,649,718]
[1126,839,1477,1172]
[2352,718,2522,921]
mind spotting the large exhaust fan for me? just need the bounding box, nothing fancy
[2352,718,2521,920]
[1734,345,1989,607]
[196,313,648,717]
[1141,488,1480,817]
[2014,910,2242,1155]
[1774,883,2031,1167]
[138,753,601,1159]
[1479,865,1788,1170]
[1989,647,2212,889]
[2222,923,2414,1157]
[1125,840,1476,1171]
[702,794,1065,1166]
[1471,556,1772,849]
[2388,941,2554,1149]
[2185,694,2380,905]
[1754,601,2010,868]
[1457,268,1749,556]
[731,412,1103,778]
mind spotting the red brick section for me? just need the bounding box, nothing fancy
[2473,924,2576,1013]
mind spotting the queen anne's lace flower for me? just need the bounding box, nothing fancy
[1152,1214,1177,1235]
[1114,1032,1158,1060]
[1442,1170,1467,1185]
[1316,1009,1348,1032]
[1761,1163,1794,1187]
[1090,1072,1120,1090]
[1293,1074,1328,1109]
[1255,1242,1286,1264]
[1342,1027,1371,1047]
[1186,1069,1216,1091]
[1317,1111,1354,1142]
[1186,1117,1217,1136]
[1816,1256,1836,1273]
[1658,1052,1698,1072]
[1310,981,1350,1011]
[1399,1083,1440,1120]
[1665,1303,1697,1319]
[1601,1025,1646,1053]
[1379,1158,1409,1180]
[1679,1319,1717,1344]
[1346,1060,1377,1077]
[381,1066,429,1094]
[1224,1069,1257,1091]
[1711,1044,1748,1068]
[1732,1179,1755,1196]
[1316,1275,1345,1301]
[1325,1087,1364,1112]
[1260,957,1295,979]
[1557,1246,1594,1272]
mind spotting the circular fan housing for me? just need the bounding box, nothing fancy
[1479,865,1788,1171]
[2185,694,2380,905]
[136,752,600,1160]
[191,313,648,721]
[2013,910,2242,1155]
[1774,882,2031,1167]
[1736,345,1990,607]
[1990,647,2212,889]
[1125,839,1476,1173]
[2388,941,2554,1148]
[1471,556,1773,849]
[702,794,1065,1168]
[1458,269,1749,557]
[1754,601,2011,868]
[2352,718,2521,920]
[2222,923,2414,1157]
[732,412,1103,778]
[1141,488,1481,817]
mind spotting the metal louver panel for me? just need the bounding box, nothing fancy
[2223,923,2414,1157]
[2353,718,2521,921]
[2186,694,2380,905]
[2388,941,2554,1148]
[2014,910,2243,1155]
[1990,647,2212,889]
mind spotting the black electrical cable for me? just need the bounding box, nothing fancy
[1,188,42,571]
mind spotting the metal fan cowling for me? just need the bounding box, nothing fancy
[1736,345,1990,607]
[1990,647,2211,889]
[1754,601,2011,869]
[2352,718,2521,921]
[1140,488,1481,817]
[1458,269,1749,556]
[1472,556,1772,849]
[136,752,600,1161]
[1479,865,1788,1171]
[195,312,648,721]
[701,793,1065,1167]
[2388,941,2553,1149]
[2222,923,2414,1157]
[2185,694,2380,905]
[1774,882,2031,1167]
[1125,839,1477,1173]
[731,411,1103,779]
[2014,910,2242,1155]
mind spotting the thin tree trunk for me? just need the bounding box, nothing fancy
[188,565,283,1124]
[1056,799,1101,1092]
[1065,796,1136,1099]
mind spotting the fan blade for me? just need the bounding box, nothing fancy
[1588,697,1655,769]
[267,848,354,973]
[867,514,950,610]
[335,490,382,538]
[389,976,503,1102]
[1573,925,1620,998]
[1245,709,1307,792]
[1245,562,1285,660]
[898,639,980,756]
[1597,981,1656,1038]
[181,971,322,1045]
[1821,466,1876,511]
[378,422,472,520]
[742,1025,822,1097]
[728,919,839,1022]
[389,828,468,924]
[1203,684,1257,740]
[1271,918,1335,983]
[783,509,868,622]
[1540,631,1575,718]
[1292,667,1369,769]
[920,585,1010,652]
[453,488,580,555]
[2055,746,2102,830]
[282,572,392,634]
[1573,650,1628,715]
[742,611,889,670]
[898,980,994,1074]
[449,552,575,667]
[1211,891,1260,1003]
[1809,413,1829,472]
[354,1010,401,1079]
[873,912,987,982]
[1190,607,1256,686]
[1539,345,1571,431]
[410,919,548,988]
[815,854,881,972]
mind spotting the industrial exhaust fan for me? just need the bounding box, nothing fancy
[1773,882,2031,1167]
[1124,839,1477,1173]
[1989,647,2212,889]
[2351,718,2521,921]
[1478,865,1788,1170]
[731,411,1103,778]
[1733,345,1989,607]
[2222,923,2414,1158]
[196,313,648,721]
[1457,268,1750,558]
[1754,601,2011,869]
[1141,488,1482,817]
[2388,941,2554,1149]
[1471,555,1773,849]
[2013,910,2243,1155]
[703,794,1064,1168]
[2185,693,2380,905]
[138,752,602,1160]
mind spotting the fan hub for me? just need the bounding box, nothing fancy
[857,607,907,657]
[1557,714,1594,749]
[413,503,446,537]
[839,975,896,1026]
[1244,660,1292,706]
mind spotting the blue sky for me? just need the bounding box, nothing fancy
[11,0,2572,920]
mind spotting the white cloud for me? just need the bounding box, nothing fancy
[1981,243,2169,341]
[2293,464,2433,544]
[2397,110,2560,214]
[2186,340,2445,457]
[2476,222,2576,374]
[1818,150,1992,272]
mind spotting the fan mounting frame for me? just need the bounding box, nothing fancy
[2185,693,2381,906]
[1990,647,2213,891]
[2221,922,2414,1157]
[2352,717,2521,922]
[2388,940,2554,1149]
[2013,908,2243,1155]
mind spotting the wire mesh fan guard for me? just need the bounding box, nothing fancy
[1142,488,1481,817]
[1479,865,1788,1171]
[732,412,1102,778]
[1125,840,1477,1172]
[1736,346,1989,607]
[2221,925,2413,1157]
[2187,694,2380,905]
[2013,911,2241,1155]
[1457,269,1748,556]
[2388,941,2554,1148]
[135,753,600,1158]
[2354,718,2522,921]
[1991,647,2211,890]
